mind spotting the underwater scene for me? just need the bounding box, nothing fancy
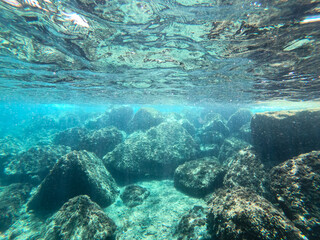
[1,0,320,239]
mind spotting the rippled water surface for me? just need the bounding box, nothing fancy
[1,0,320,104]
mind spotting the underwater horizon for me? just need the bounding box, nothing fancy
[1,0,320,240]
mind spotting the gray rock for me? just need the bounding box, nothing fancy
[28,150,119,212]
[179,119,196,136]
[218,137,251,163]
[270,151,320,240]
[251,108,320,164]
[175,206,211,240]
[54,127,88,150]
[120,185,150,208]
[54,127,123,158]
[44,195,117,240]
[207,187,306,240]
[85,112,109,129]
[108,105,134,130]
[174,158,225,198]
[197,116,229,145]
[227,109,253,132]
[223,147,271,200]
[103,120,199,184]
[0,183,32,232]
[3,145,71,184]
[128,107,164,132]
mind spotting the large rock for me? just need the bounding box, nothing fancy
[28,150,119,212]
[103,121,199,184]
[223,147,271,200]
[175,206,211,240]
[174,158,225,198]
[3,145,71,184]
[227,109,253,132]
[54,127,123,158]
[0,183,32,232]
[108,105,134,130]
[270,151,320,240]
[251,108,320,164]
[128,107,164,132]
[44,195,117,240]
[207,187,306,240]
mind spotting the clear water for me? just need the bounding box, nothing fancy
[0,0,320,239]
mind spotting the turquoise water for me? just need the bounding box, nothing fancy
[1,0,320,239]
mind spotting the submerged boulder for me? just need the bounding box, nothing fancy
[227,109,252,132]
[218,137,251,163]
[128,107,164,132]
[223,147,271,200]
[103,121,199,184]
[0,183,32,232]
[207,187,306,240]
[54,127,88,150]
[28,150,119,212]
[108,105,134,130]
[251,108,320,164]
[270,151,320,240]
[120,185,150,208]
[174,158,225,198]
[3,145,71,184]
[44,195,117,240]
[175,206,211,240]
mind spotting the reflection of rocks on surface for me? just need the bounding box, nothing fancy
[251,109,320,164]
[128,107,164,132]
[223,147,271,200]
[270,151,320,240]
[103,120,199,184]
[44,195,117,240]
[3,145,71,184]
[0,183,32,232]
[28,150,119,212]
[120,185,150,208]
[54,127,123,158]
[207,187,306,240]
[174,158,225,198]
[175,206,211,240]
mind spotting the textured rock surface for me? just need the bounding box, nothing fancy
[3,145,71,184]
[175,206,211,240]
[120,185,150,208]
[197,115,229,145]
[104,121,199,184]
[108,105,134,130]
[54,127,123,158]
[223,147,271,200]
[270,151,320,240]
[128,107,164,132]
[44,195,117,240]
[28,150,119,212]
[174,159,225,197]
[251,108,320,163]
[218,137,251,163]
[0,183,32,232]
[227,109,253,132]
[207,187,306,240]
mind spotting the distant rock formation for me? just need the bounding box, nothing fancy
[103,120,199,184]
